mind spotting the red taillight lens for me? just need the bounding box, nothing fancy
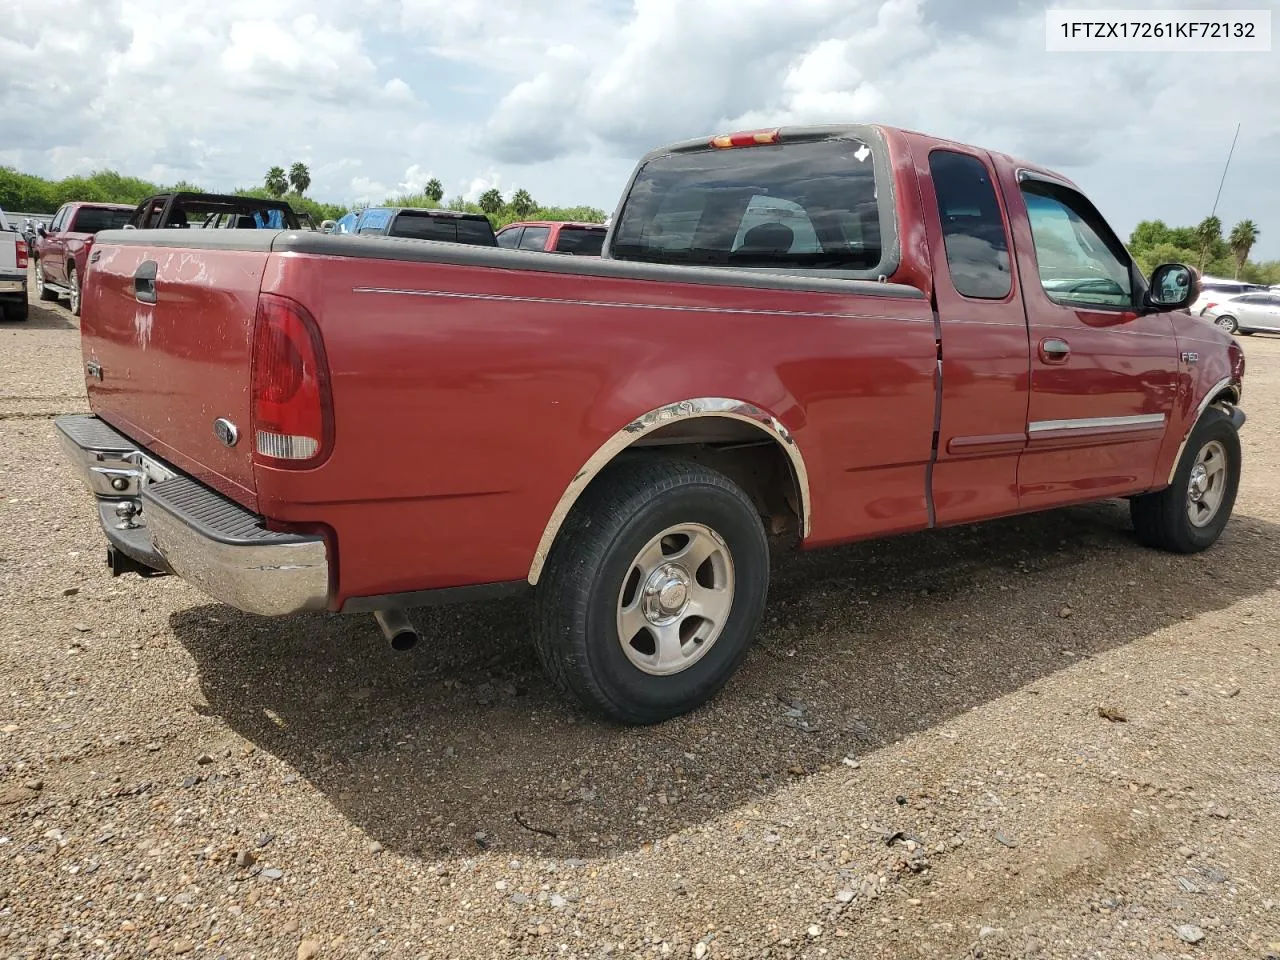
[251,293,332,467]
[15,239,27,269]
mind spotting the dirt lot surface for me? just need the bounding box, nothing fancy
[2,278,1278,960]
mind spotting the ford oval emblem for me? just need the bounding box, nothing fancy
[213,418,239,448]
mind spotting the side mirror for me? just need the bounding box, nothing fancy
[36,223,47,236]
[1144,263,1198,312]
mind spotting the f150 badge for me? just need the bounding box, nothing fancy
[213,418,239,447]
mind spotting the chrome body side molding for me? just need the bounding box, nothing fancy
[527,398,810,586]
[1027,413,1167,434]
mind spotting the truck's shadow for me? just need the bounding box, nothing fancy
[17,291,77,331]
[170,502,1280,861]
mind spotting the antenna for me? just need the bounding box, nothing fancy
[1210,122,1241,220]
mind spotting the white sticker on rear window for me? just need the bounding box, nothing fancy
[854,144,871,163]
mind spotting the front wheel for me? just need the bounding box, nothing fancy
[1131,407,1240,553]
[533,457,770,724]
[1213,314,1239,334]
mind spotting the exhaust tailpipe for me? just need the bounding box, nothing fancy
[374,609,420,652]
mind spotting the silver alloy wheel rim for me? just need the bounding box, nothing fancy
[69,270,79,313]
[1187,439,1228,528]
[616,523,735,676]
[1215,316,1235,332]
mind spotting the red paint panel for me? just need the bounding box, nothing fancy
[255,253,937,602]
[82,244,264,509]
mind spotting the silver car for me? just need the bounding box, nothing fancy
[1202,292,1280,335]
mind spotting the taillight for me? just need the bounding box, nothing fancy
[251,293,333,468]
[15,239,27,269]
[1202,302,1218,313]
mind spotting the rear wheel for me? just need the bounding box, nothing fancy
[1131,407,1240,553]
[1213,314,1238,334]
[35,261,58,301]
[67,264,81,316]
[533,457,770,724]
[1,298,28,322]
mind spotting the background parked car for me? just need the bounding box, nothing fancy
[1201,292,1280,335]
[33,202,134,316]
[348,207,497,246]
[1189,276,1268,317]
[496,220,607,255]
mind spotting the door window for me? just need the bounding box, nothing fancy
[496,228,522,248]
[49,206,69,232]
[518,226,550,250]
[928,150,1011,299]
[1021,182,1133,309]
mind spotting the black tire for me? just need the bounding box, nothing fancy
[1213,315,1238,334]
[2,298,29,322]
[1131,407,1240,553]
[533,457,770,725]
[34,261,58,301]
[67,264,81,317]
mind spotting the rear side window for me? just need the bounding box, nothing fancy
[497,228,522,248]
[555,227,606,255]
[518,226,550,250]
[928,151,1011,299]
[612,138,887,274]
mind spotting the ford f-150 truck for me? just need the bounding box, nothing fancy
[57,124,1246,724]
[33,202,135,316]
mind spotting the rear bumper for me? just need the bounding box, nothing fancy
[0,270,26,295]
[55,414,330,616]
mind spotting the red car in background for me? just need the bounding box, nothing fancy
[34,202,135,315]
[496,220,607,256]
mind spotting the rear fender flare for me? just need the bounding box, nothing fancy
[527,397,811,585]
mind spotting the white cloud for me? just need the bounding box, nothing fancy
[463,173,504,204]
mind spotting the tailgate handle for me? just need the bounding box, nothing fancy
[133,260,158,305]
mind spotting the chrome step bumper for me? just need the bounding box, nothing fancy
[55,414,330,616]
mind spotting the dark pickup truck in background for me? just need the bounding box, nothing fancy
[129,192,301,231]
[58,123,1245,724]
[346,207,498,246]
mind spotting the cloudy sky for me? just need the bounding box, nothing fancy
[2,0,1278,255]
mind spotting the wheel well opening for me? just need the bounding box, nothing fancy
[617,416,804,537]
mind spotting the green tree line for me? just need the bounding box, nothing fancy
[1129,217,1276,284]
[0,165,605,231]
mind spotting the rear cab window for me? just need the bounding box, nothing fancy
[610,135,894,277]
[389,212,497,246]
[72,207,133,234]
[555,226,606,255]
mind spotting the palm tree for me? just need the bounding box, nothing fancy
[424,178,444,203]
[288,162,311,196]
[510,188,536,217]
[478,188,504,215]
[264,166,288,198]
[1195,215,1222,271]
[1228,220,1260,278]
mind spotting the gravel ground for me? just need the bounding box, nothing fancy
[2,277,1278,960]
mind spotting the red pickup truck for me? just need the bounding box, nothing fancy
[34,202,135,316]
[57,124,1245,724]
[496,220,607,256]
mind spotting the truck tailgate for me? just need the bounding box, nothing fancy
[0,233,17,270]
[81,239,267,510]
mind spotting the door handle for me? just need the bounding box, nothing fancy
[133,260,158,305]
[1039,337,1070,364]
